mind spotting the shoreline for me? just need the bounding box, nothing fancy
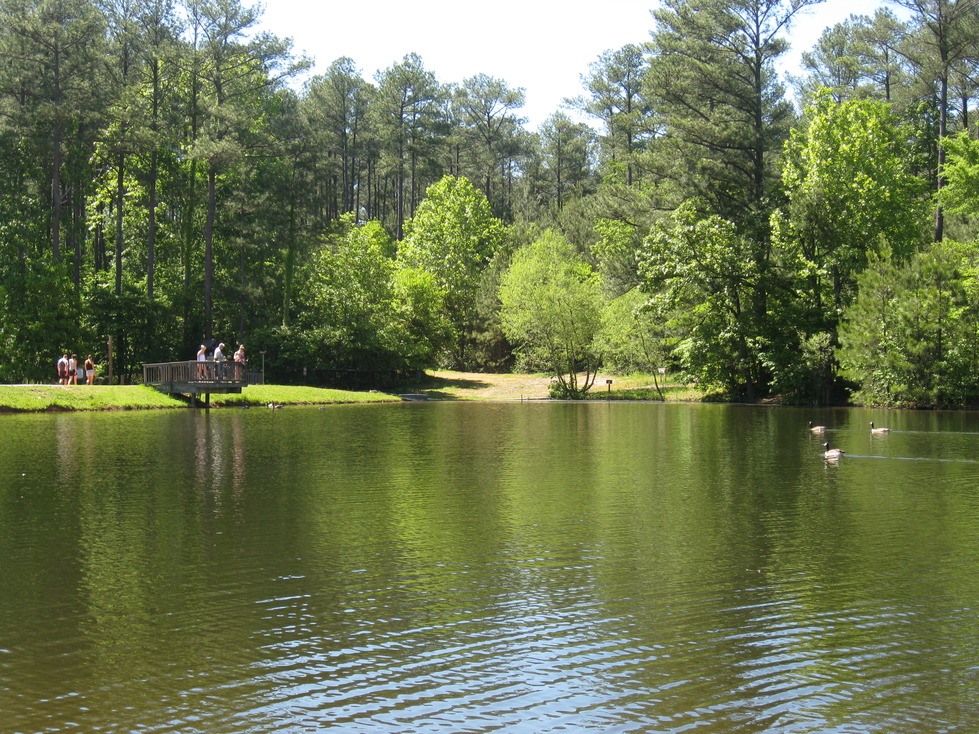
[0,371,711,413]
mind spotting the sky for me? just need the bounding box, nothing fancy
[259,0,887,129]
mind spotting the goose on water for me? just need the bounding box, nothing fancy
[823,442,845,459]
[809,421,827,433]
[870,421,890,434]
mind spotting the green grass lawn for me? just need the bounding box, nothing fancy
[211,384,397,407]
[0,384,397,412]
[0,385,186,412]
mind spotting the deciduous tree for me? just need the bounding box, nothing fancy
[637,203,767,399]
[499,230,604,398]
[400,175,506,367]
[775,92,928,321]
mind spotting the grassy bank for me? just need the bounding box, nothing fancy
[0,384,396,413]
[211,385,398,407]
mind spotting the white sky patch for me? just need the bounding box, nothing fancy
[259,0,889,129]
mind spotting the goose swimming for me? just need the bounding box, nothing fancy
[823,442,845,459]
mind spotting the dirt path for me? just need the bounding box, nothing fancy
[413,371,649,400]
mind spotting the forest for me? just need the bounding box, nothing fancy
[3,0,979,406]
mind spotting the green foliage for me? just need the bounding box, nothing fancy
[592,217,647,297]
[939,132,979,217]
[837,243,979,407]
[287,215,450,373]
[645,0,800,230]
[596,287,670,375]
[538,112,595,211]
[0,261,82,383]
[469,252,515,372]
[387,266,454,369]
[499,230,604,398]
[85,278,172,382]
[765,331,839,406]
[762,92,932,404]
[576,44,651,186]
[400,175,507,367]
[637,203,767,398]
[452,73,526,219]
[295,216,394,369]
[776,92,928,320]
[372,53,447,238]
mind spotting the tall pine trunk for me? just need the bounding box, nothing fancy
[204,162,216,341]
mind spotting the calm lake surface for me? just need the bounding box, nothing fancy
[2,401,979,733]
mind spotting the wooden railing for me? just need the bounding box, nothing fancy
[143,360,263,393]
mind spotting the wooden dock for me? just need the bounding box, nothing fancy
[143,360,264,396]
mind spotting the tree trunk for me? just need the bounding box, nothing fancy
[148,151,157,299]
[935,73,948,243]
[204,162,216,340]
[51,121,63,261]
[115,153,125,296]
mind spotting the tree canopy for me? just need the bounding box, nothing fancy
[1,0,978,407]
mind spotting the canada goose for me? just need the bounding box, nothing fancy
[823,442,845,459]
[870,421,890,433]
[809,420,827,433]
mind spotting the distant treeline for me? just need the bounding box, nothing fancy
[2,0,979,406]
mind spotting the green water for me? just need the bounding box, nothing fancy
[2,402,979,732]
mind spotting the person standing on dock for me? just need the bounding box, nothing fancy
[213,343,226,379]
[197,344,208,379]
[233,345,246,380]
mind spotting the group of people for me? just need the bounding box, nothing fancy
[196,342,246,380]
[57,353,95,385]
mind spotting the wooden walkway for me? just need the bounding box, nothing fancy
[143,360,264,395]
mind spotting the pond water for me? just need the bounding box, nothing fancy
[2,401,979,733]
